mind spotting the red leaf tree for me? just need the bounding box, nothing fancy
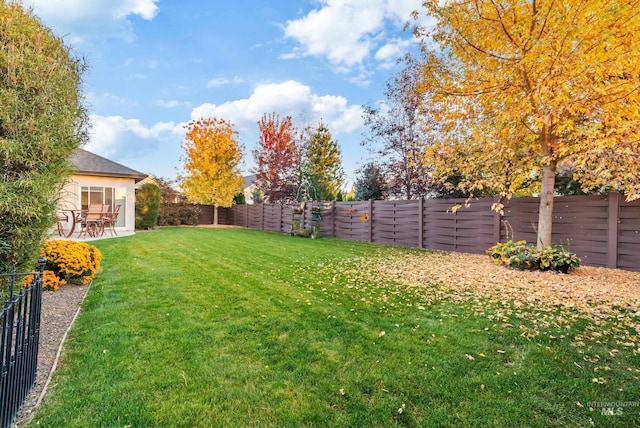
[252,113,299,203]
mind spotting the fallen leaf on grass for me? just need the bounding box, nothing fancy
[327,250,640,347]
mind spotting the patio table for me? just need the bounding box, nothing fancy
[57,209,86,238]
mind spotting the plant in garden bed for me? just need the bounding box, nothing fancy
[22,240,100,290]
[486,240,539,270]
[487,240,580,273]
[293,228,313,238]
[41,240,102,286]
[536,243,581,273]
[23,269,67,291]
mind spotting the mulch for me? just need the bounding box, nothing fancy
[13,284,89,427]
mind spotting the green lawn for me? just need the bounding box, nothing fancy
[30,227,639,427]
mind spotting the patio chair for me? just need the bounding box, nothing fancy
[102,204,121,236]
[56,211,69,236]
[78,203,105,238]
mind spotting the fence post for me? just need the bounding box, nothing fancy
[493,196,502,244]
[418,198,424,249]
[607,191,620,268]
[244,204,248,228]
[368,199,373,243]
[331,201,336,237]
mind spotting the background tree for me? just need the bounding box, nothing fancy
[354,162,388,201]
[135,183,161,229]
[233,191,246,205]
[154,176,182,204]
[414,0,640,247]
[305,121,344,201]
[362,60,432,200]
[252,113,299,203]
[179,117,244,225]
[0,2,89,273]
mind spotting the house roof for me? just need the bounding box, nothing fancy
[70,149,148,183]
[243,174,257,189]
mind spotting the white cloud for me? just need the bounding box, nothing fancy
[155,99,192,109]
[156,100,180,108]
[206,76,245,88]
[190,80,364,136]
[384,0,422,25]
[22,0,160,43]
[283,0,423,70]
[375,38,412,68]
[86,114,175,158]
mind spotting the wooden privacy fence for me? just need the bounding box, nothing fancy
[196,192,639,271]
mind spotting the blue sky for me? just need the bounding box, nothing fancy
[23,0,429,189]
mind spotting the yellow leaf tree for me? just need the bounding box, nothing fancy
[414,0,640,247]
[179,117,244,225]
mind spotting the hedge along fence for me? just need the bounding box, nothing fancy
[194,192,640,271]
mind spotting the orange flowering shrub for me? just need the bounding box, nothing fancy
[41,240,102,286]
[23,270,67,291]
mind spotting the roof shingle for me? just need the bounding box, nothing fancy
[70,149,147,183]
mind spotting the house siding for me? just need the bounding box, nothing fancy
[59,174,138,234]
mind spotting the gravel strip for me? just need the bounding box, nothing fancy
[13,284,89,427]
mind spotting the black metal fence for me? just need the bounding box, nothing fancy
[0,258,45,428]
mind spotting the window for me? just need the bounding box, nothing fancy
[81,186,126,227]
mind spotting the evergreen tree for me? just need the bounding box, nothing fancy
[135,183,161,229]
[305,122,343,201]
[355,162,388,201]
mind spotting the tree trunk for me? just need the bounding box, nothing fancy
[213,204,219,225]
[537,163,556,248]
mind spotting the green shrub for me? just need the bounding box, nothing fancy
[487,240,580,273]
[536,243,581,273]
[0,3,89,273]
[136,183,161,229]
[293,228,313,238]
[158,203,201,226]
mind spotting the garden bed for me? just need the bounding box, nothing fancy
[15,284,89,427]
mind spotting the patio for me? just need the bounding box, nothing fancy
[53,206,135,242]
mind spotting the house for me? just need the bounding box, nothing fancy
[243,174,258,204]
[57,149,147,236]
